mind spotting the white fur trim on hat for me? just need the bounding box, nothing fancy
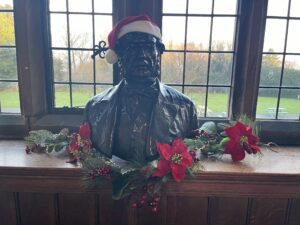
[105,49,118,64]
[117,21,162,40]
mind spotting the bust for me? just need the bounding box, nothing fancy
[86,15,198,162]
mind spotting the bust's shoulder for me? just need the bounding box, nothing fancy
[159,83,194,105]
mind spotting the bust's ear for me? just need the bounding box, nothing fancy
[157,41,165,54]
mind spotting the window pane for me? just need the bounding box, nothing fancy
[50,14,67,48]
[209,53,233,85]
[185,53,208,84]
[162,16,186,50]
[0,0,13,10]
[72,85,94,107]
[96,84,113,94]
[214,0,237,14]
[278,89,300,120]
[0,48,17,80]
[290,0,300,17]
[94,0,112,13]
[260,54,283,87]
[207,87,229,117]
[0,82,20,113]
[95,59,113,83]
[94,15,112,44]
[69,15,93,48]
[49,0,66,11]
[185,87,206,117]
[68,0,92,12]
[283,55,300,87]
[0,12,15,46]
[71,50,93,83]
[52,50,69,82]
[211,17,235,51]
[161,52,184,84]
[263,19,286,53]
[163,0,186,14]
[286,20,300,53]
[187,17,211,51]
[256,88,279,119]
[267,0,289,17]
[54,84,70,107]
[188,0,212,14]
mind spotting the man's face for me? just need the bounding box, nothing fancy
[116,32,162,84]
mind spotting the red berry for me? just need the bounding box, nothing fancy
[152,207,158,213]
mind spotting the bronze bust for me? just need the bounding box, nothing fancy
[86,15,198,162]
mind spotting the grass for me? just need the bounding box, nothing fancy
[1,90,299,117]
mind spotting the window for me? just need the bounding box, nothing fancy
[257,0,300,120]
[0,0,20,114]
[161,0,238,118]
[48,0,113,111]
[0,0,299,145]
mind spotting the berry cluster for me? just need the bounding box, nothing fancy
[87,165,111,180]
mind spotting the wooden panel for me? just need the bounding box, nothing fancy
[287,199,300,225]
[209,197,248,225]
[166,196,208,225]
[248,198,288,225]
[18,192,56,225]
[98,193,132,225]
[59,193,97,225]
[0,192,18,225]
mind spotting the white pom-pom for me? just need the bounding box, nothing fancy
[105,49,118,64]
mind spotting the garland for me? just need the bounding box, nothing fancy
[25,118,262,212]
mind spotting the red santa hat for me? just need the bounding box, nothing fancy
[105,15,162,64]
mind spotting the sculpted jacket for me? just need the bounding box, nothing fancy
[85,79,198,159]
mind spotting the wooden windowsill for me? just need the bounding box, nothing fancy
[0,140,299,197]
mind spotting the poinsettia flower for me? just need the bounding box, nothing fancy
[79,122,91,139]
[66,123,92,162]
[224,121,260,161]
[153,138,193,182]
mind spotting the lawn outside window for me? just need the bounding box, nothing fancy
[0,0,299,145]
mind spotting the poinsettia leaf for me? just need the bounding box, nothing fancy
[184,139,195,146]
[46,145,54,153]
[220,137,229,148]
[200,122,217,134]
[217,122,231,131]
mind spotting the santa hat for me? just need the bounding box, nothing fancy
[105,15,162,64]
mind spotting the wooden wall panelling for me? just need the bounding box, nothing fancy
[18,192,56,225]
[287,199,300,225]
[208,197,248,225]
[166,195,208,225]
[98,193,131,225]
[0,192,18,225]
[58,193,97,225]
[248,198,289,225]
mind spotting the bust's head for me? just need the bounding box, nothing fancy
[115,32,165,85]
[103,15,165,85]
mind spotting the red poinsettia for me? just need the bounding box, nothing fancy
[67,122,92,162]
[224,121,260,161]
[152,138,193,182]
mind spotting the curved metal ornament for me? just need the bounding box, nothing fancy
[91,41,109,59]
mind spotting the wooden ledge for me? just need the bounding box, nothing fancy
[0,140,300,197]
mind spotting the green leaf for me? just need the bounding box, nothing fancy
[200,122,217,134]
[220,137,229,148]
[112,176,131,200]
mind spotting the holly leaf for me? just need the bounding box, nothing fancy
[112,176,131,200]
